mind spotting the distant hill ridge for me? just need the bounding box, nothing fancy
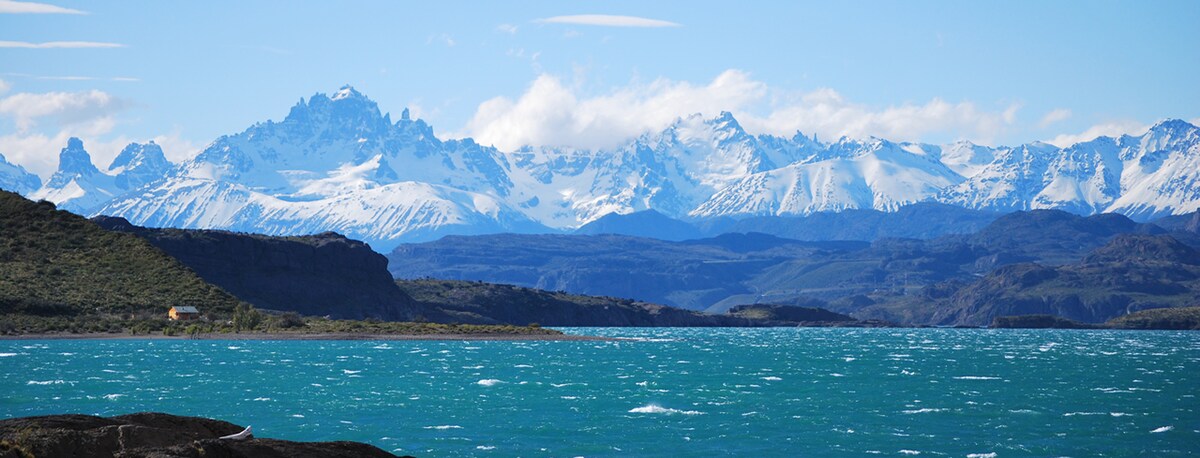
[391,208,1200,326]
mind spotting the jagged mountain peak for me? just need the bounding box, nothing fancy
[109,141,172,191]
[331,84,366,101]
[1148,118,1197,133]
[30,138,120,214]
[48,137,100,185]
[109,141,166,171]
[283,85,385,128]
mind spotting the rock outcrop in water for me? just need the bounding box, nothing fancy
[0,412,401,458]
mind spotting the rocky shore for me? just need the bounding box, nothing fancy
[0,412,405,458]
[0,332,609,341]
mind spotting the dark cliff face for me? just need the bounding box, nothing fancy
[0,412,399,458]
[93,216,420,321]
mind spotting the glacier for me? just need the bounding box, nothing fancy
[14,86,1200,251]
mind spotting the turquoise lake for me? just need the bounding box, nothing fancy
[2,328,1198,456]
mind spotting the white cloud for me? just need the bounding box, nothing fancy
[1038,108,1072,128]
[535,14,681,28]
[0,78,9,95]
[0,0,84,14]
[150,132,202,164]
[743,90,1019,145]
[0,129,122,178]
[1045,120,1149,147]
[0,129,199,179]
[496,23,519,34]
[461,70,764,151]
[460,70,1022,151]
[0,40,124,49]
[0,87,203,178]
[0,89,127,131]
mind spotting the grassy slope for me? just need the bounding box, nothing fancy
[0,190,243,318]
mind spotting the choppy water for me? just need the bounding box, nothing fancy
[2,328,1198,456]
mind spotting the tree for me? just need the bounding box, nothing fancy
[232,304,263,333]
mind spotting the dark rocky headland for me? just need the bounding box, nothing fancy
[0,412,405,458]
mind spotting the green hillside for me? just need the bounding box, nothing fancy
[0,190,243,320]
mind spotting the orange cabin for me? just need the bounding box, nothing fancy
[168,306,200,320]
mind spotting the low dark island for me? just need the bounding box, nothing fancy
[0,412,405,458]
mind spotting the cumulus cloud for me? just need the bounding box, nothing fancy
[461,70,765,150]
[1038,108,1072,128]
[0,129,198,179]
[0,40,124,48]
[535,14,681,28]
[0,0,84,14]
[0,89,127,131]
[742,90,1019,145]
[0,88,135,177]
[1045,120,1150,147]
[459,70,1022,151]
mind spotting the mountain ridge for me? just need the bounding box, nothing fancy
[13,86,1199,249]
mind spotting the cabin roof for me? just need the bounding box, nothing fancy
[171,306,199,313]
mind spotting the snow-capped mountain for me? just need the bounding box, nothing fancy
[109,141,171,191]
[14,86,1200,249]
[939,120,1200,217]
[29,138,173,214]
[30,138,120,214]
[0,152,40,194]
[96,86,544,248]
[693,137,964,217]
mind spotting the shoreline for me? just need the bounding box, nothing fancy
[0,332,612,341]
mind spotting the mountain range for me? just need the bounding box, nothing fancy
[388,209,1200,325]
[3,86,1199,251]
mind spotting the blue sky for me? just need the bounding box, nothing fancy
[1,0,1198,177]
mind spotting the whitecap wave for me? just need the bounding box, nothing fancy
[628,404,704,415]
[1151,426,1173,433]
[103,393,124,400]
[966,453,997,458]
[899,450,921,455]
[423,425,462,430]
[476,379,502,386]
[27,380,64,385]
[953,376,1001,380]
[0,353,18,357]
[902,408,946,414]
[761,376,782,381]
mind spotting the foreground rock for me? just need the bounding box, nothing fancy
[0,412,400,458]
